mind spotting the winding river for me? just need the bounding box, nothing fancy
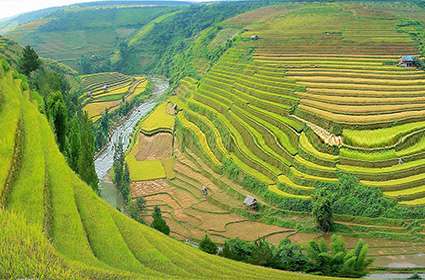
[94,77,169,209]
[92,77,425,278]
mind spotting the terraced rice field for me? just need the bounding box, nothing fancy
[126,103,176,182]
[80,72,148,120]
[138,149,300,244]
[173,2,425,207]
[1,59,342,279]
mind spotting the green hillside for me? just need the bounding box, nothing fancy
[5,2,185,70]
[0,59,350,279]
[4,0,425,277]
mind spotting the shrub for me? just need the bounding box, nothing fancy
[199,235,218,255]
[275,239,308,271]
[306,235,373,278]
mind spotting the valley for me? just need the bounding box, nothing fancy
[2,0,425,279]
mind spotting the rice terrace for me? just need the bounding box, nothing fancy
[2,0,425,279]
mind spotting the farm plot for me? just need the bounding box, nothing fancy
[80,72,148,120]
[139,149,300,245]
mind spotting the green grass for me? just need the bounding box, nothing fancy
[0,210,83,280]
[128,11,180,47]
[7,98,45,228]
[0,71,21,203]
[72,179,153,274]
[42,116,103,267]
[127,159,167,181]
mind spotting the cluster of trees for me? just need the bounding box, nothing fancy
[112,141,169,234]
[19,46,99,192]
[113,140,131,202]
[79,53,112,74]
[200,235,373,278]
[313,173,425,220]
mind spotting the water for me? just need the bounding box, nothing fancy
[94,77,169,208]
[365,273,425,279]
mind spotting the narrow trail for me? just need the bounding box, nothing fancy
[94,77,169,206]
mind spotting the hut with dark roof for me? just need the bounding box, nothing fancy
[399,55,417,67]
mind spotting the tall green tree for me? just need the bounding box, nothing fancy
[77,113,99,193]
[46,91,68,152]
[65,114,81,171]
[312,189,334,232]
[19,45,41,75]
[151,206,170,235]
[96,110,110,150]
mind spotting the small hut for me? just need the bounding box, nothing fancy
[250,35,259,41]
[399,55,417,67]
[243,196,257,210]
[87,90,93,98]
[201,186,208,196]
[103,83,109,92]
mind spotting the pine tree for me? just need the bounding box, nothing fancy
[151,206,170,235]
[19,45,41,75]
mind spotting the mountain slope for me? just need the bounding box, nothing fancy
[0,60,346,279]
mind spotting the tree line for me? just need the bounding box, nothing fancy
[199,234,373,278]
[19,46,99,192]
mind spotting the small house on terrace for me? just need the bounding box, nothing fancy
[399,55,417,67]
[243,196,257,210]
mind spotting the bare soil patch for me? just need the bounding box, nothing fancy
[135,132,173,160]
[131,179,169,197]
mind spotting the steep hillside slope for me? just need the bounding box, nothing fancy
[5,2,185,70]
[0,60,347,278]
[174,1,425,208]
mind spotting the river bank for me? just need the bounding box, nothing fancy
[94,77,169,209]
